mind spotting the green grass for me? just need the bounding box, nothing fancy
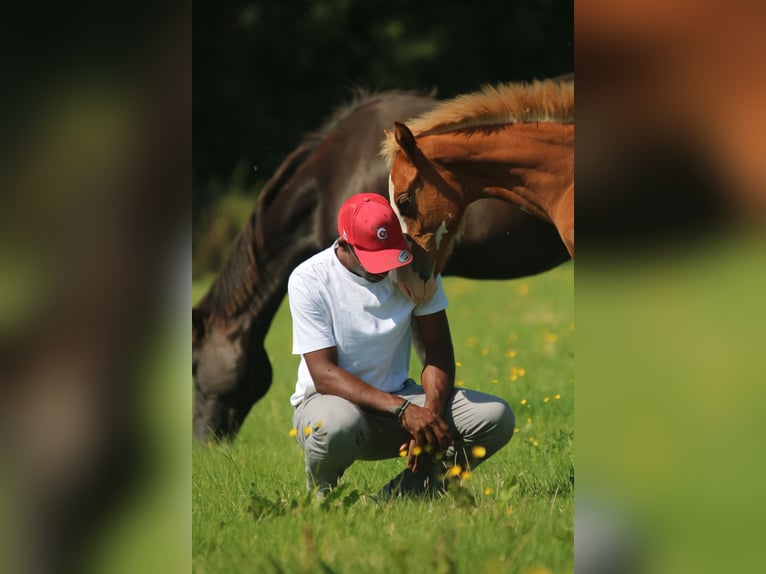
[193,262,573,573]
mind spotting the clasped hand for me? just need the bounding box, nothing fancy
[399,403,453,471]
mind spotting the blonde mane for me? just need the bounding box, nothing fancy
[381,79,574,164]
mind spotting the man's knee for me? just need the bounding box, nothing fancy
[490,398,515,447]
[469,396,515,451]
[301,401,366,455]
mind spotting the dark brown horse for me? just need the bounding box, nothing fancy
[193,89,569,441]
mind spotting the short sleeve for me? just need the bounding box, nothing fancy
[413,274,448,316]
[288,271,336,355]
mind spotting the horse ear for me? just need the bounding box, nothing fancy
[393,121,418,158]
[192,307,206,347]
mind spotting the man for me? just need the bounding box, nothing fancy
[288,193,514,497]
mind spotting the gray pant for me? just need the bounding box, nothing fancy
[292,379,515,495]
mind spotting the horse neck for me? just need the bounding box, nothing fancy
[199,148,321,342]
[196,215,283,342]
[436,122,574,222]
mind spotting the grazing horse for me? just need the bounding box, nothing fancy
[383,80,574,303]
[193,89,569,442]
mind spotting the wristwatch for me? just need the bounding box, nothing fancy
[387,399,411,423]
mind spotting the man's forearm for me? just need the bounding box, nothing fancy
[413,310,455,417]
[421,364,454,415]
[313,364,404,414]
[304,348,406,415]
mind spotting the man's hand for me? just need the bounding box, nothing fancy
[399,403,452,471]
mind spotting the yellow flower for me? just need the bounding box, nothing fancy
[481,348,489,356]
[518,368,526,376]
[448,465,462,477]
[303,426,312,437]
[527,417,532,424]
[506,349,517,358]
[456,380,465,387]
[514,427,520,433]
[472,445,487,458]
[554,394,561,400]
[289,428,298,437]
[455,361,462,367]
[484,487,493,495]
[412,446,423,456]
[520,399,527,405]
[460,470,472,481]
[491,379,499,384]
[545,333,558,343]
[399,449,407,457]
[314,421,323,429]
[543,397,550,403]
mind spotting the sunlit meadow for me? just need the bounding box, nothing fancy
[192,262,573,573]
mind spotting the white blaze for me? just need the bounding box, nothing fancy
[435,220,448,249]
[388,175,408,235]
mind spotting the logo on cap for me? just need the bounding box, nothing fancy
[398,250,412,263]
[376,227,388,241]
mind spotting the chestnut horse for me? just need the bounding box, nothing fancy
[383,80,574,302]
[193,89,570,441]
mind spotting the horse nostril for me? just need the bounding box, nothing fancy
[412,256,434,282]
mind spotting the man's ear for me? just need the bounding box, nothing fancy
[393,121,418,160]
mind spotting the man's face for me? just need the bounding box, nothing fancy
[348,246,389,282]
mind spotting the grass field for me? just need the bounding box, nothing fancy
[192,262,574,573]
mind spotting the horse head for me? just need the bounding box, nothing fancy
[388,121,466,303]
[192,305,272,441]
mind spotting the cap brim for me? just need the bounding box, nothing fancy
[354,247,413,274]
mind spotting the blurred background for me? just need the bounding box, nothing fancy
[192,0,573,278]
[576,1,766,572]
[1,2,190,573]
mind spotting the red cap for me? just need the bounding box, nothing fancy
[337,193,413,273]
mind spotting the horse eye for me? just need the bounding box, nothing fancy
[396,195,414,217]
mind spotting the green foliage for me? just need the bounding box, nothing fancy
[192,263,574,573]
[192,190,257,278]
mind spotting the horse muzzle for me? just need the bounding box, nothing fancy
[391,265,437,303]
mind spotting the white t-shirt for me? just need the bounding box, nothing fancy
[288,242,448,406]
